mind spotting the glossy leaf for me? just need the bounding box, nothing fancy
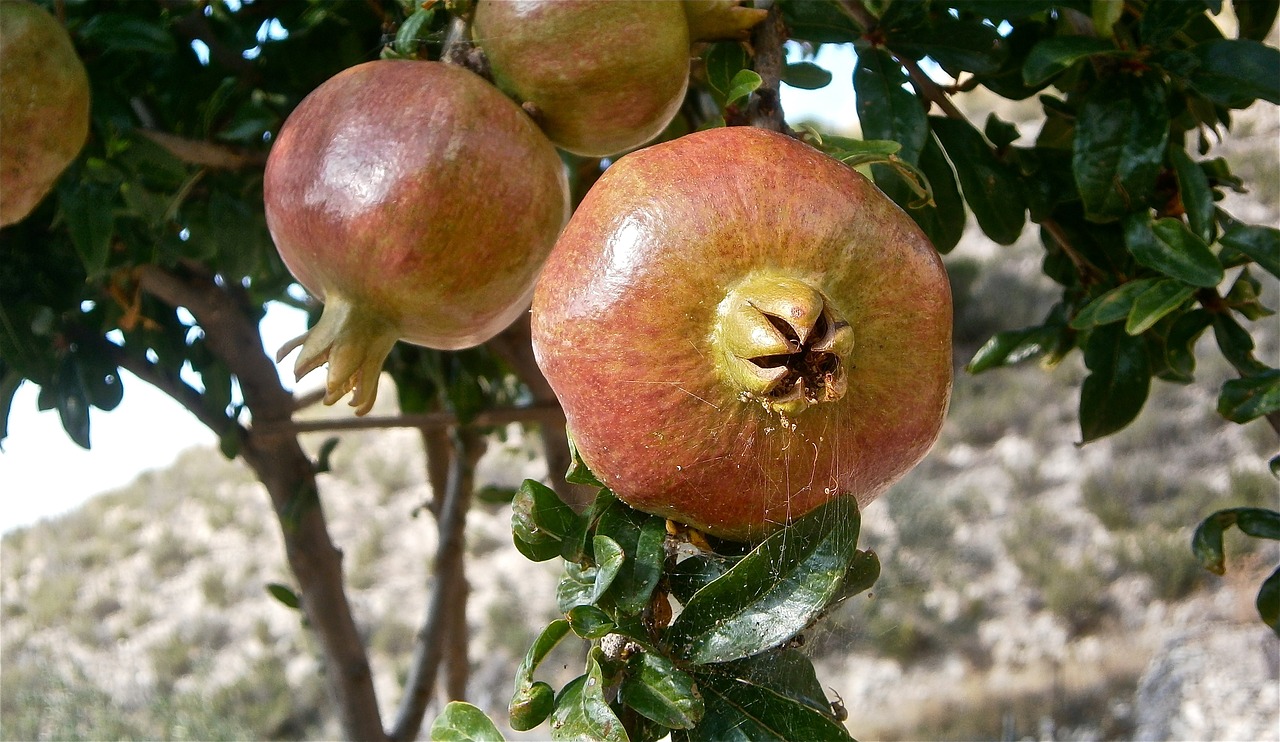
[719,649,835,719]
[1193,508,1280,574]
[565,435,606,488]
[725,69,763,106]
[619,652,704,730]
[1126,279,1196,335]
[59,184,116,278]
[1150,308,1212,383]
[1224,268,1276,320]
[510,619,570,731]
[1071,278,1159,330]
[1073,73,1170,222]
[512,479,576,562]
[782,62,832,90]
[931,116,1026,245]
[557,562,599,613]
[591,535,625,604]
[266,582,301,610]
[1140,0,1210,45]
[679,670,853,742]
[1022,36,1115,86]
[1093,0,1124,37]
[597,504,666,615]
[1170,147,1215,244]
[669,554,733,605]
[665,497,863,665]
[567,605,615,639]
[1080,323,1151,442]
[967,321,1063,372]
[878,133,966,253]
[895,19,1006,75]
[781,1,862,43]
[854,48,928,165]
[1220,223,1280,279]
[1186,39,1280,108]
[1235,0,1280,41]
[1258,566,1280,635]
[1212,312,1269,376]
[1123,215,1224,287]
[1218,370,1280,423]
[429,702,505,742]
[549,657,627,742]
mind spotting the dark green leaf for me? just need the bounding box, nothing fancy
[1022,36,1116,86]
[1141,0,1211,45]
[1073,73,1170,222]
[549,657,627,742]
[565,435,605,487]
[1193,509,1280,577]
[597,504,667,615]
[1126,279,1196,335]
[0,366,20,447]
[1220,223,1280,279]
[1257,566,1280,635]
[619,652,704,730]
[967,322,1062,372]
[510,619,570,731]
[266,582,301,610]
[1237,509,1280,540]
[782,62,832,90]
[781,1,862,43]
[1212,312,1269,375]
[1218,369,1280,423]
[1235,0,1280,41]
[557,562,600,613]
[931,116,1026,245]
[681,670,853,742]
[512,480,574,562]
[1123,214,1224,287]
[876,133,966,253]
[567,605,616,640]
[1170,148,1215,244]
[1080,323,1152,442]
[1224,268,1276,320]
[1071,278,1160,329]
[314,437,340,474]
[895,19,1006,75]
[429,701,505,742]
[669,554,733,605]
[79,13,176,55]
[1150,308,1212,382]
[719,649,834,718]
[1186,39,1280,107]
[854,48,928,165]
[59,184,115,278]
[591,535,625,603]
[665,497,862,665]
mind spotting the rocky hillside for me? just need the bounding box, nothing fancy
[4,93,1279,742]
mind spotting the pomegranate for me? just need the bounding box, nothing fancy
[265,60,569,414]
[531,127,952,541]
[472,0,690,158]
[0,0,90,226]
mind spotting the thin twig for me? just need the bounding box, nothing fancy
[1041,217,1104,286]
[747,1,791,134]
[1198,289,1280,439]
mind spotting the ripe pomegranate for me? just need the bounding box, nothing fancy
[265,60,569,414]
[531,127,952,541]
[472,0,690,158]
[0,0,90,226]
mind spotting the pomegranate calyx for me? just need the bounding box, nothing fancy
[276,297,398,416]
[714,274,853,416]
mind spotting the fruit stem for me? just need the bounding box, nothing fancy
[276,296,399,416]
[712,274,853,417]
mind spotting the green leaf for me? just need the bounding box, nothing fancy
[1218,369,1280,423]
[266,582,301,610]
[931,116,1026,245]
[1193,508,1280,575]
[392,7,436,57]
[1126,279,1197,335]
[1023,36,1116,86]
[782,62,832,90]
[0,366,20,448]
[596,504,666,615]
[79,12,176,55]
[680,670,853,741]
[591,535,625,603]
[1224,268,1276,320]
[566,434,606,487]
[619,652,704,730]
[1212,312,1269,375]
[1149,308,1213,382]
[876,133,966,253]
[1220,223,1280,279]
[429,701,505,742]
[512,480,574,562]
[59,184,116,278]
[1080,323,1151,442]
[1235,0,1280,41]
[854,48,928,165]
[1141,0,1211,45]
[1186,39,1280,107]
[1071,278,1160,329]
[1123,214,1224,287]
[510,620,571,731]
[718,649,835,719]
[781,1,863,43]
[549,657,627,742]
[669,554,733,605]
[1170,148,1215,244]
[967,322,1063,372]
[665,497,863,665]
[567,605,616,640]
[557,562,600,613]
[1258,566,1280,635]
[895,19,1007,76]
[725,69,763,106]
[1093,0,1124,37]
[1073,73,1170,222]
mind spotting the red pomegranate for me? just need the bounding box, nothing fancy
[531,127,952,540]
[265,60,569,414]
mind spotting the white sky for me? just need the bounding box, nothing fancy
[0,45,859,534]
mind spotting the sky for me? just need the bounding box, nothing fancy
[0,44,859,534]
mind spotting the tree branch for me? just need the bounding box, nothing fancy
[389,429,485,742]
[747,1,791,134]
[109,344,244,443]
[135,263,387,741]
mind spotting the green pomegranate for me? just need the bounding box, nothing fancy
[472,0,691,158]
[531,127,953,541]
[0,0,90,226]
[265,60,569,415]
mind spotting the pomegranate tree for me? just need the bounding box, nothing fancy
[265,60,569,414]
[0,0,90,226]
[532,127,953,541]
[472,0,691,158]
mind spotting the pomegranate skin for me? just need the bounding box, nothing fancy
[472,0,690,158]
[531,127,952,541]
[265,60,569,414]
[0,0,90,226]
